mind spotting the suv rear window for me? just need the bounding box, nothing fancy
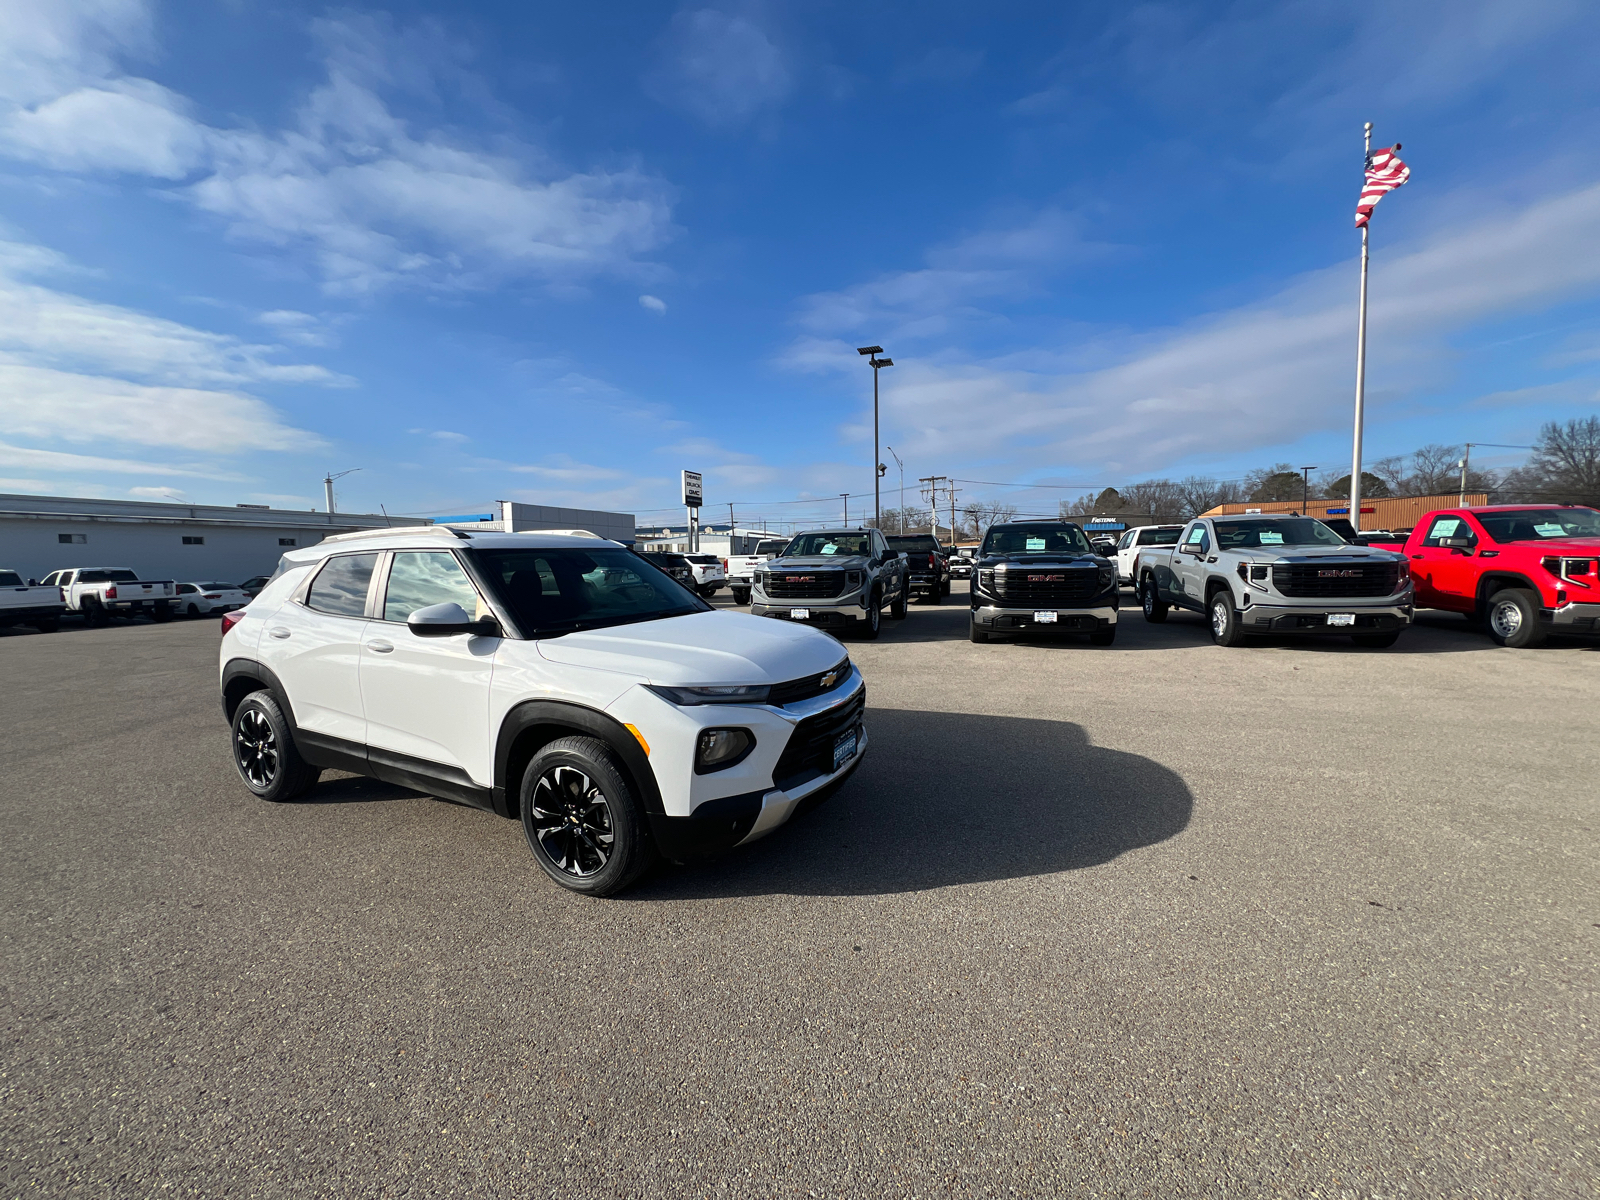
[306,553,378,617]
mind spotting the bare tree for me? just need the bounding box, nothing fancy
[1407,444,1462,495]
[1176,476,1243,518]
[1502,416,1600,504]
[963,500,1018,537]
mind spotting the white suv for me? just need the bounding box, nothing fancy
[219,527,867,895]
[682,554,726,598]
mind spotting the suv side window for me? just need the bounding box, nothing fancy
[1422,514,1477,549]
[1183,524,1211,554]
[383,551,487,622]
[306,553,379,617]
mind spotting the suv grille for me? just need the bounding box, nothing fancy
[1272,560,1403,597]
[993,568,1100,604]
[772,688,865,790]
[766,572,846,599]
[768,658,851,707]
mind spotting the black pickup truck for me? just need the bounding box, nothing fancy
[969,520,1119,644]
[885,535,950,604]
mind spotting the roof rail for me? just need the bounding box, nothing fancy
[319,523,457,545]
[527,528,603,539]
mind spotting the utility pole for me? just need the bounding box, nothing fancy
[841,494,849,525]
[1300,466,1316,516]
[1458,445,1473,507]
[886,446,904,534]
[920,475,955,548]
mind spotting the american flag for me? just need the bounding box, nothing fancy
[1355,144,1409,227]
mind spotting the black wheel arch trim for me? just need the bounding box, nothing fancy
[221,657,297,729]
[1475,571,1542,608]
[494,700,664,821]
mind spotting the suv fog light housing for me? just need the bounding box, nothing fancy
[695,728,754,773]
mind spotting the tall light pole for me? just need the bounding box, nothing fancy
[857,346,893,528]
[886,445,904,533]
[324,467,361,514]
[1300,466,1316,516]
[841,493,849,524]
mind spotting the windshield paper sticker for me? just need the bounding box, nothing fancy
[1025,537,1046,550]
[1534,523,1564,537]
[821,544,837,555]
[1259,531,1284,544]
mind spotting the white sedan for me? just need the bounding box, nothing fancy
[176,582,251,617]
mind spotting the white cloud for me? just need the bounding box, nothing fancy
[129,484,184,500]
[639,294,667,313]
[0,7,677,294]
[255,309,337,347]
[788,179,1600,476]
[0,439,246,480]
[645,8,792,129]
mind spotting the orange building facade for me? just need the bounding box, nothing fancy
[1201,492,1488,532]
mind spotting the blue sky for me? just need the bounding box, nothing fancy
[2,0,1599,530]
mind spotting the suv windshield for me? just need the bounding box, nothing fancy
[785,533,871,557]
[1213,519,1346,549]
[887,536,940,553]
[981,524,1091,556]
[1477,508,1600,541]
[475,548,707,636]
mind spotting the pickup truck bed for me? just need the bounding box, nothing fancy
[0,571,66,632]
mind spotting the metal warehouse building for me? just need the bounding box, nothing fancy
[0,493,428,584]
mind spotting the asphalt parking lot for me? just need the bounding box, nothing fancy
[3,586,1596,1198]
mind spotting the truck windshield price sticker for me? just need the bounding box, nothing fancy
[1026,537,1046,550]
[821,544,838,555]
[1430,518,1460,538]
[1534,523,1564,537]
[1260,531,1284,544]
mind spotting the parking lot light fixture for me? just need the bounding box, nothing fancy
[857,348,894,528]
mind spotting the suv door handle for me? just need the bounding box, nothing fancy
[367,640,394,653]
[268,627,291,639]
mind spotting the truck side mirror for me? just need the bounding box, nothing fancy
[1438,537,1473,550]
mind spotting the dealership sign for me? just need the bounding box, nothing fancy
[682,470,703,508]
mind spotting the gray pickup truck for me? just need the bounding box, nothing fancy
[1134,513,1413,647]
[750,528,909,640]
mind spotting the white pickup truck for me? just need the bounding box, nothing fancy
[41,567,178,624]
[1134,513,1413,647]
[0,570,67,633]
[726,538,791,605]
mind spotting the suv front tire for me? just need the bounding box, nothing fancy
[231,690,322,803]
[520,736,656,896]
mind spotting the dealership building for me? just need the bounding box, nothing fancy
[0,495,637,584]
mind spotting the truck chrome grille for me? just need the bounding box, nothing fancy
[1272,560,1403,597]
[772,688,865,790]
[993,569,1099,604]
[765,572,846,599]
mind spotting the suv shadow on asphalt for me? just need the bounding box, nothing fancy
[629,708,1194,899]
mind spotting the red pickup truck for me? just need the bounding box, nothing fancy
[1405,504,1600,647]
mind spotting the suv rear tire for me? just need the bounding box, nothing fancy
[521,736,655,896]
[231,690,322,802]
[1485,588,1547,649]
[1140,577,1168,623]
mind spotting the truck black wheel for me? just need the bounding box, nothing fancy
[889,587,907,620]
[1352,631,1400,648]
[857,595,882,640]
[1486,588,1547,649]
[521,736,655,897]
[732,588,750,605]
[231,690,321,803]
[82,598,108,626]
[1140,577,1168,623]
[969,619,990,643]
[1089,626,1116,646]
[1208,589,1246,647]
[151,603,172,623]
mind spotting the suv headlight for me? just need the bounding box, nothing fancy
[646,683,772,705]
[695,728,754,773]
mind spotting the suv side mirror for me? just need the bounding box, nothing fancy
[407,601,500,638]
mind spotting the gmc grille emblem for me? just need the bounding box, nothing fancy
[788,576,814,582]
[1318,569,1361,578]
[1027,574,1065,581]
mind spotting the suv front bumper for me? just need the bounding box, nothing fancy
[1548,600,1600,631]
[751,592,871,628]
[972,602,1118,633]
[1240,600,1413,633]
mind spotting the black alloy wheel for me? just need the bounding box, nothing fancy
[187,603,201,617]
[528,765,616,877]
[521,736,653,896]
[230,690,320,803]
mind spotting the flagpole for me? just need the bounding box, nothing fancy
[1349,121,1373,535]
